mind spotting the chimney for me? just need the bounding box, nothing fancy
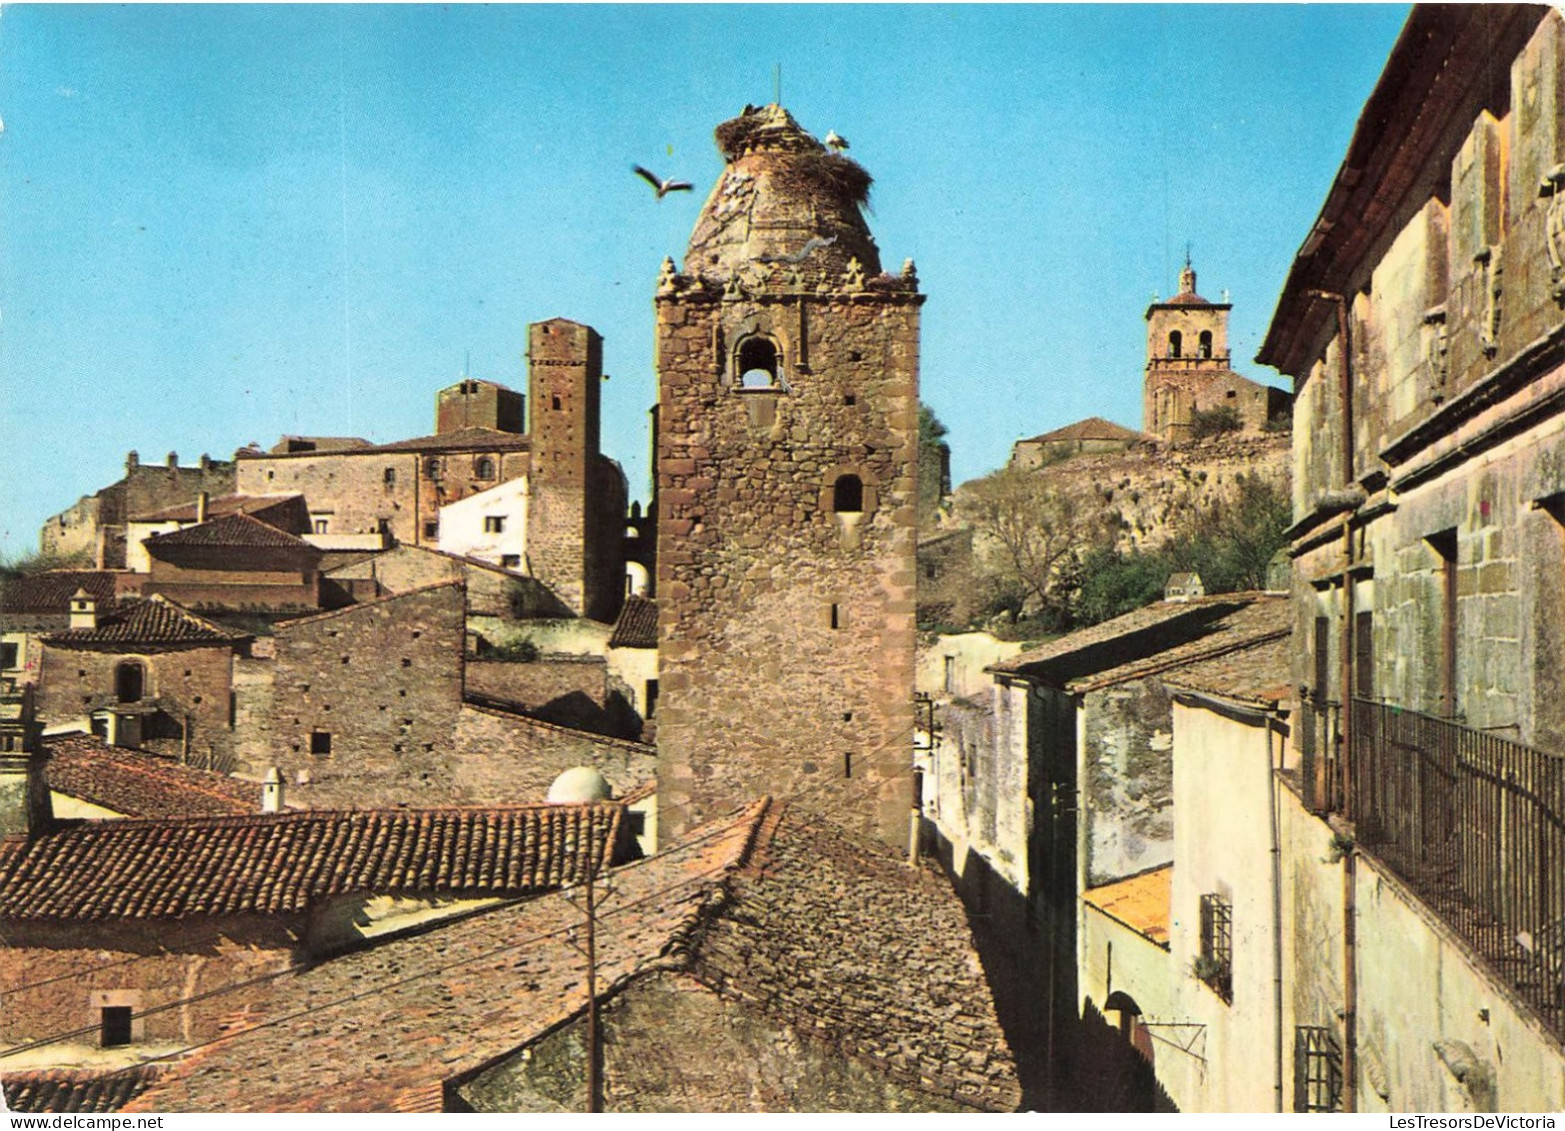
[0,682,53,838]
[261,766,285,813]
[126,450,140,474]
[199,453,211,471]
[196,492,209,524]
[166,451,179,468]
[68,588,98,631]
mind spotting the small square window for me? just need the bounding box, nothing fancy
[500,554,521,568]
[484,516,506,534]
[310,730,332,757]
[100,1006,133,1048]
[314,519,328,535]
[424,521,439,540]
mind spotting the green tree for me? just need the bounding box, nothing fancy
[917,402,952,533]
[964,465,1104,625]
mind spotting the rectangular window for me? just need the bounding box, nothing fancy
[645,679,659,719]
[310,730,332,757]
[829,603,842,630]
[100,1006,133,1048]
[0,642,17,670]
[314,519,328,535]
[500,554,521,568]
[484,516,506,534]
[943,656,956,694]
[1429,530,1458,717]
[1294,1026,1343,1112]
[1198,892,1233,1002]
[423,521,439,540]
[1354,610,1374,703]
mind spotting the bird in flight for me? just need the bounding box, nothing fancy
[824,130,849,152]
[634,165,694,199]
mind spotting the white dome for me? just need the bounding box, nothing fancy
[547,766,612,804]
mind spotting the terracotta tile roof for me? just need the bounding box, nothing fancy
[0,802,621,921]
[353,427,530,455]
[693,806,1023,1111]
[42,733,257,819]
[143,512,314,550]
[2,1065,166,1113]
[124,801,767,1112]
[40,595,249,648]
[1161,632,1294,708]
[130,493,304,524]
[990,592,1289,693]
[121,801,1020,1112]
[1083,864,1173,948]
[0,571,120,616]
[1019,416,1144,445]
[608,595,658,649]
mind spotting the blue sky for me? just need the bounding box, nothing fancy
[0,4,1410,558]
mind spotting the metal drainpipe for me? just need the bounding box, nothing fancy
[1268,713,1284,1113]
[1307,288,1358,1110]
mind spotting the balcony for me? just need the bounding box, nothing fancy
[1349,700,1565,1041]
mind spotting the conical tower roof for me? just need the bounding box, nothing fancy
[684,104,881,283]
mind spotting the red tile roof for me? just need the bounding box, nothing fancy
[143,512,314,550]
[124,801,766,1112]
[1019,416,1144,445]
[1161,632,1294,708]
[990,592,1289,693]
[122,801,1021,1113]
[42,733,257,819]
[608,595,658,649]
[1,571,120,616]
[130,492,304,524]
[1,1066,166,1113]
[41,595,250,648]
[0,802,621,920]
[1083,864,1173,947]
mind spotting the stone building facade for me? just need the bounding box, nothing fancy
[1258,4,1565,1109]
[40,452,236,569]
[1144,263,1289,443]
[235,339,626,621]
[654,105,921,847]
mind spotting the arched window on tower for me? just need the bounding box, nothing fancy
[832,474,864,514]
[475,456,495,481]
[1168,330,1183,359]
[115,660,145,704]
[737,337,781,389]
[1199,330,1213,358]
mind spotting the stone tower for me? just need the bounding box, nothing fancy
[654,105,922,848]
[436,378,524,435]
[1143,259,1233,442]
[526,319,606,620]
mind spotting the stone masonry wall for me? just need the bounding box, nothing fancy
[256,583,466,789]
[1080,680,1175,888]
[656,289,920,847]
[35,642,238,765]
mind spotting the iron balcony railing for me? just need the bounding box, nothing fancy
[1350,699,1565,1041]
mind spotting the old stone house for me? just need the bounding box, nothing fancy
[34,593,252,765]
[654,104,920,848]
[124,492,310,573]
[1144,261,1289,444]
[40,451,236,570]
[141,513,328,614]
[1010,417,1144,469]
[235,325,629,622]
[1,570,140,687]
[1255,2,1565,1110]
[103,800,1020,1113]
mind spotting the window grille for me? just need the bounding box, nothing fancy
[1293,1026,1342,1112]
[1198,892,1233,1001]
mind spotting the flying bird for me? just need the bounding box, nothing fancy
[633,165,693,199]
[824,130,849,152]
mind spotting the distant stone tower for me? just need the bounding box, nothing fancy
[436,378,524,435]
[654,105,921,847]
[526,319,611,621]
[1143,258,1233,442]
